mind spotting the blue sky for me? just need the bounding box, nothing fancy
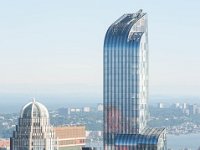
[0,0,200,103]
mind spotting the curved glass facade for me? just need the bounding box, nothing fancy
[103,10,166,150]
[103,10,148,150]
[115,128,166,150]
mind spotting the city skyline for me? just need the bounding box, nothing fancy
[0,0,200,104]
[0,1,199,149]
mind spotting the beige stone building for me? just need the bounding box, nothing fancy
[10,100,58,150]
[54,126,85,150]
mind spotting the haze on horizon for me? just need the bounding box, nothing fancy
[0,0,200,104]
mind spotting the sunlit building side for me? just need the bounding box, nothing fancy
[54,126,86,150]
[10,100,58,150]
[103,10,166,150]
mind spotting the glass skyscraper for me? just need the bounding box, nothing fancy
[103,10,166,150]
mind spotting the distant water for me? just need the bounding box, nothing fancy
[0,94,102,113]
[0,93,200,113]
[167,134,200,149]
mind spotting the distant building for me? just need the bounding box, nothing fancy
[70,108,76,112]
[10,99,58,150]
[70,108,81,113]
[83,107,91,112]
[188,104,200,115]
[0,139,10,150]
[158,103,164,108]
[75,109,81,112]
[182,103,200,115]
[193,104,199,114]
[183,109,190,115]
[196,107,200,114]
[86,131,102,138]
[54,126,86,150]
[97,104,103,112]
[70,108,81,114]
[67,108,71,115]
[183,103,187,109]
[175,103,180,108]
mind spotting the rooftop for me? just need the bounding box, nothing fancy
[20,99,49,118]
[115,128,166,146]
[113,9,146,26]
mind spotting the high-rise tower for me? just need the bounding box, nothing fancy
[10,99,58,150]
[103,10,166,150]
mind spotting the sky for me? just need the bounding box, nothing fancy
[0,0,200,106]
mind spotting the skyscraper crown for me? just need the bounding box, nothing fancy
[20,99,49,118]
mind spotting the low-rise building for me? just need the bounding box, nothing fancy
[83,107,90,112]
[54,126,86,150]
[0,139,10,150]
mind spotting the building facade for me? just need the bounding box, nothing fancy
[10,100,58,150]
[103,10,166,150]
[0,139,10,150]
[115,128,166,150]
[54,126,86,150]
[97,104,103,112]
